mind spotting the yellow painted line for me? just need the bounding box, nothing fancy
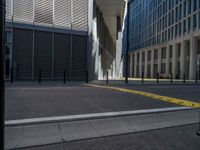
[85,84,200,108]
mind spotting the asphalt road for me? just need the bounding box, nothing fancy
[19,124,200,150]
[106,82,200,103]
[5,82,178,120]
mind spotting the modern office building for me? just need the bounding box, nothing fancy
[127,0,200,80]
[5,0,125,81]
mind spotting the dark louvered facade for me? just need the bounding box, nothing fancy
[6,0,88,81]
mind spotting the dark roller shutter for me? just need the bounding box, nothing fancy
[13,28,33,80]
[53,33,70,80]
[71,35,87,81]
[13,0,34,23]
[34,31,52,80]
[72,0,88,31]
[34,0,53,25]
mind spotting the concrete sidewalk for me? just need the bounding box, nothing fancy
[5,108,199,149]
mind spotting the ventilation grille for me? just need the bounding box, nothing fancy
[53,33,70,80]
[54,0,71,29]
[13,0,34,23]
[34,0,53,24]
[72,0,88,31]
[71,35,87,81]
[6,0,12,20]
[13,28,33,80]
[34,31,53,80]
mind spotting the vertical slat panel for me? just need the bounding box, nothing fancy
[13,0,34,23]
[72,0,88,31]
[6,0,12,20]
[71,35,87,81]
[53,33,70,80]
[54,0,71,29]
[34,31,52,80]
[13,28,33,80]
[35,0,53,24]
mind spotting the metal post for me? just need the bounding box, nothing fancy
[196,72,198,84]
[106,71,108,84]
[183,73,186,83]
[0,0,5,149]
[86,70,88,84]
[171,73,173,83]
[64,69,66,84]
[10,67,13,83]
[157,72,159,84]
[196,109,200,136]
[142,72,144,84]
[125,2,130,84]
[38,69,41,84]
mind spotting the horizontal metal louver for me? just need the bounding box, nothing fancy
[71,35,87,81]
[13,28,33,80]
[35,0,53,24]
[6,0,12,20]
[72,0,88,31]
[53,33,70,80]
[54,0,71,29]
[13,0,34,23]
[34,31,52,80]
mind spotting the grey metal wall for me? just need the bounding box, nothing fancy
[13,28,33,80]
[53,33,70,80]
[34,31,53,80]
[71,35,87,81]
[6,0,88,31]
[13,28,87,81]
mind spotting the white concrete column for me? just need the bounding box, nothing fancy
[130,53,133,77]
[189,37,197,80]
[139,51,142,77]
[166,45,170,76]
[180,40,186,79]
[134,53,137,77]
[172,43,178,78]
[144,50,148,78]
[158,48,161,74]
[151,49,154,78]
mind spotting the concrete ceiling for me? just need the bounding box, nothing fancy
[95,0,125,17]
[95,0,126,42]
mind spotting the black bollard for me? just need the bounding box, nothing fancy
[196,109,200,136]
[106,71,108,84]
[170,73,173,83]
[64,69,66,84]
[142,72,144,84]
[196,73,198,84]
[183,73,186,83]
[157,72,159,84]
[10,68,13,83]
[86,70,88,84]
[38,69,41,84]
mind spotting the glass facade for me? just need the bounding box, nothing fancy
[128,0,200,51]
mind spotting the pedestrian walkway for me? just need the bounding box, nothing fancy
[5,108,199,149]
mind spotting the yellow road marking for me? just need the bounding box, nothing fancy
[85,84,200,108]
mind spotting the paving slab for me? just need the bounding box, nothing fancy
[59,121,100,141]
[5,126,23,149]
[16,123,62,148]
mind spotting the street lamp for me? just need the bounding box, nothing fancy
[125,1,130,84]
[0,0,5,149]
